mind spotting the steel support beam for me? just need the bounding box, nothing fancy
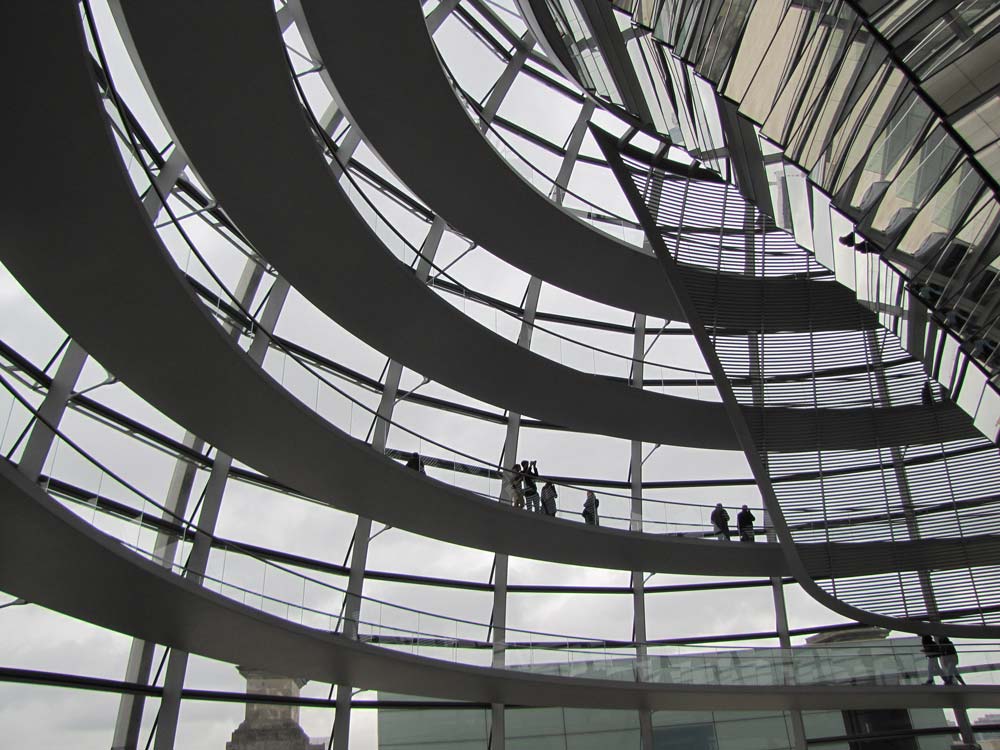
[490,548,510,750]
[554,100,595,205]
[483,97,588,750]
[866,330,940,616]
[110,429,205,750]
[295,10,457,741]
[629,311,653,750]
[154,260,286,750]
[18,341,88,482]
[479,33,535,134]
[332,218,445,750]
[140,148,188,218]
[489,94,592,749]
[425,0,461,35]
[489,275,542,750]
[865,330,974,739]
[741,204,806,750]
[19,143,180,487]
[112,149,198,750]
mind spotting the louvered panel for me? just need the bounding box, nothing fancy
[622,151,1000,630]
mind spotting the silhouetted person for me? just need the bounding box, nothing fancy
[405,453,425,474]
[737,505,755,543]
[922,635,943,684]
[540,481,558,516]
[922,381,934,406]
[710,503,730,541]
[838,232,858,247]
[838,232,876,253]
[501,464,520,507]
[521,460,540,512]
[583,491,600,526]
[509,463,525,509]
[937,636,964,685]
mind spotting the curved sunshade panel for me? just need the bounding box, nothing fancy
[632,0,1000,399]
[4,458,996,711]
[295,0,871,334]
[112,0,977,454]
[596,127,1000,638]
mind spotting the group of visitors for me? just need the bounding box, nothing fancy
[922,635,964,685]
[406,454,601,525]
[504,461,601,525]
[414,454,767,537]
[710,503,756,542]
[504,460,558,517]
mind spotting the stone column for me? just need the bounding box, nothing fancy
[226,668,323,750]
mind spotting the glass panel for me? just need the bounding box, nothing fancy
[764,6,862,157]
[698,0,754,84]
[546,0,625,107]
[721,0,785,104]
[827,64,902,199]
[675,0,711,59]
[895,161,982,258]
[686,0,727,72]
[736,7,811,124]
[906,4,1000,81]
[956,192,1000,258]
[957,357,987,418]
[635,0,665,28]
[868,126,962,236]
[844,90,931,213]
[973,371,1000,438]
[784,20,869,172]
[874,0,934,38]
[630,35,683,138]
[953,95,1000,152]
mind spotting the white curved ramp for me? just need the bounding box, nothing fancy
[0,458,994,713]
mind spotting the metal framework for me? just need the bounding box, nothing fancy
[0,1,999,749]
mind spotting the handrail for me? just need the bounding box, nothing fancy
[46,476,789,599]
[0,369,724,651]
[7,341,1000,683]
[0,332,768,529]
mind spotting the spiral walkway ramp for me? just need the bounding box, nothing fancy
[3,457,999,713]
[2,1,1000,749]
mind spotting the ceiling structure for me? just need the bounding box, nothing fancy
[0,1,999,749]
